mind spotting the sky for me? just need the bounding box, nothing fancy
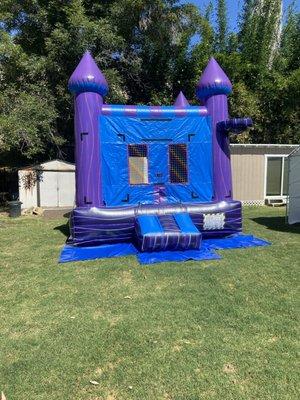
[187,0,300,31]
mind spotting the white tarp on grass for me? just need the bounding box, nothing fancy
[288,147,300,224]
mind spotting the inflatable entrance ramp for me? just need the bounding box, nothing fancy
[135,213,201,252]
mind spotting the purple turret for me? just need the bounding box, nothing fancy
[174,91,190,107]
[68,51,108,207]
[196,57,233,201]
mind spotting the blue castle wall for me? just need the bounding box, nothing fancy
[100,112,213,206]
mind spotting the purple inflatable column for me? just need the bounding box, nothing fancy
[68,51,109,207]
[196,58,233,201]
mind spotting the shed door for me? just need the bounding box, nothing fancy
[39,170,75,207]
[57,172,75,207]
[39,171,58,207]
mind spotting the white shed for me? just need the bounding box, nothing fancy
[19,160,75,209]
[287,147,300,224]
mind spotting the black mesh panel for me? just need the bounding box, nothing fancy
[169,144,188,183]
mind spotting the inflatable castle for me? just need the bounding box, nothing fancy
[62,51,264,263]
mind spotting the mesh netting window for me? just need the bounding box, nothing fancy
[128,144,149,185]
[169,144,188,183]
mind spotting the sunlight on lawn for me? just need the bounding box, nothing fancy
[0,207,299,400]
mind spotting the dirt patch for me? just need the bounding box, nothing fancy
[94,367,103,376]
[268,336,279,343]
[172,344,182,353]
[93,309,104,320]
[106,394,118,400]
[43,208,72,219]
[223,363,236,374]
[121,270,133,284]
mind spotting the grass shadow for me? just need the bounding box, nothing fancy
[252,216,300,234]
[54,222,70,238]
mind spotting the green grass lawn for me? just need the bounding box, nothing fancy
[0,207,299,400]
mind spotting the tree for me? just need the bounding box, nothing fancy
[0,0,128,162]
[229,82,263,143]
[190,4,215,95]
[280,4,300,71]
[0,85,60,159]
[239,0,283,69]
[107,0,202,104]
[215,0,228,53]
[0,30,60,161]
[0,0,299,164]
[0,0,202,163]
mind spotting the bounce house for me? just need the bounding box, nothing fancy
[60,51,270,264]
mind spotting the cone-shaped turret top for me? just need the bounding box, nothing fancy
[68,51,109,96]
[196,57,232,100]
[174,91,190,107]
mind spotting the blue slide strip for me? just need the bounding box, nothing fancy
[136,215,162,235]
[173,213,200,234]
